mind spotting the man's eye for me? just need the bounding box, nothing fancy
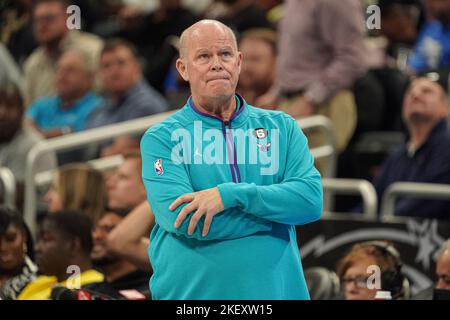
[198,54,209,59]
[222,52,231,57]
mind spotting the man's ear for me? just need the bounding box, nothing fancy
[176,58,189,82]
[237,51,243,75]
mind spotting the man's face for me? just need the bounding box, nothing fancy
[55,52,92,99]
[436,250,450,290]
[177,24,242,104]
[239,37,275,92]
[34,220,71,276]
[33,2,68,45]
[107,159,146,211]
[100,46,141,95]
[91,212,122,264]
[402,79,448,125]
[426,0,450,25]
[380,5,418,43]
[0,91,23,143]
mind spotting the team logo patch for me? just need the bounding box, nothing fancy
[253,128,268,139]
[257,143,271,152]
[154,159,164,176]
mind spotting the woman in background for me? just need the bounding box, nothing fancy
[0,206,38,299]
[45,163,107,223]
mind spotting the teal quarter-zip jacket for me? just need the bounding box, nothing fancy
[141,94,322,300]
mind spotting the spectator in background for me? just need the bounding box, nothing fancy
[86,211,151,299]
[0,43,24,91]
[373,72,450,219]
[25,49,103,139]
[407,0,450,73]
[24,0,103,106]
[436,239,450,290]
[0,207,38,300]
[0,82,57,210]
[413,239,450,299]
[45,164,107,223]
[337,241,408,300]
[18,211,104,300]
[106,152,147,213]
[205,0,273,34]
[257,0,368,154]
[379,0,424,61]
[116,0,199,93]
[0,0,37,66]
[107,201,154,271]
[237,28,276,105]
[86,39,168,157]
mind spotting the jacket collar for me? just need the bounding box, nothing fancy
[185,94,249,128]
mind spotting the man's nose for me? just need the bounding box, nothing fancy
[211,55,223,72]
[92,230,103,242]
[436,278,449,290]
[107,175,116,189]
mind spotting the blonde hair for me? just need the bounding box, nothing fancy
[336,242,398,278]
[55,163,107,222]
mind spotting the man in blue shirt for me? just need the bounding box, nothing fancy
[86,39,169,157]
[86,39,168,128]
[25,50,103,138]
[408,0,450,73]
[140,20,323,300]
[374,72,450,219]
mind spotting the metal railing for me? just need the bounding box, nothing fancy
[0,167,16,208]
[380,182,450,220]
[322,178,378,220]
[24,113,338,236]
[34,155,125,188]
[24,111,174,236]
[297,116,337,179]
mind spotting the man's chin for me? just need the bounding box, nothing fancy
[407,112,433,125]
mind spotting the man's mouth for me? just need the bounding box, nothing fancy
[208,76,230,83]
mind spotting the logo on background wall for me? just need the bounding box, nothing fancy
[154,159,164,176]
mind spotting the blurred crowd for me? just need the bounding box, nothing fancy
[1,0,450,299]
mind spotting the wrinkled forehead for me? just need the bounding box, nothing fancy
[409,78,442,93]
[183,24,237,56]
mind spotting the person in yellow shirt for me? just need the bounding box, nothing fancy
[18,210,103,300]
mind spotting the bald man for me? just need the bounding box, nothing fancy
[436,240,450,290]
[140,20,322,299]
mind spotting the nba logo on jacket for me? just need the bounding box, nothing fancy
[154,159,164,176]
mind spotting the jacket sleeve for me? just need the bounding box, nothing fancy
[141,125,272,241]
[217,117,323,225]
